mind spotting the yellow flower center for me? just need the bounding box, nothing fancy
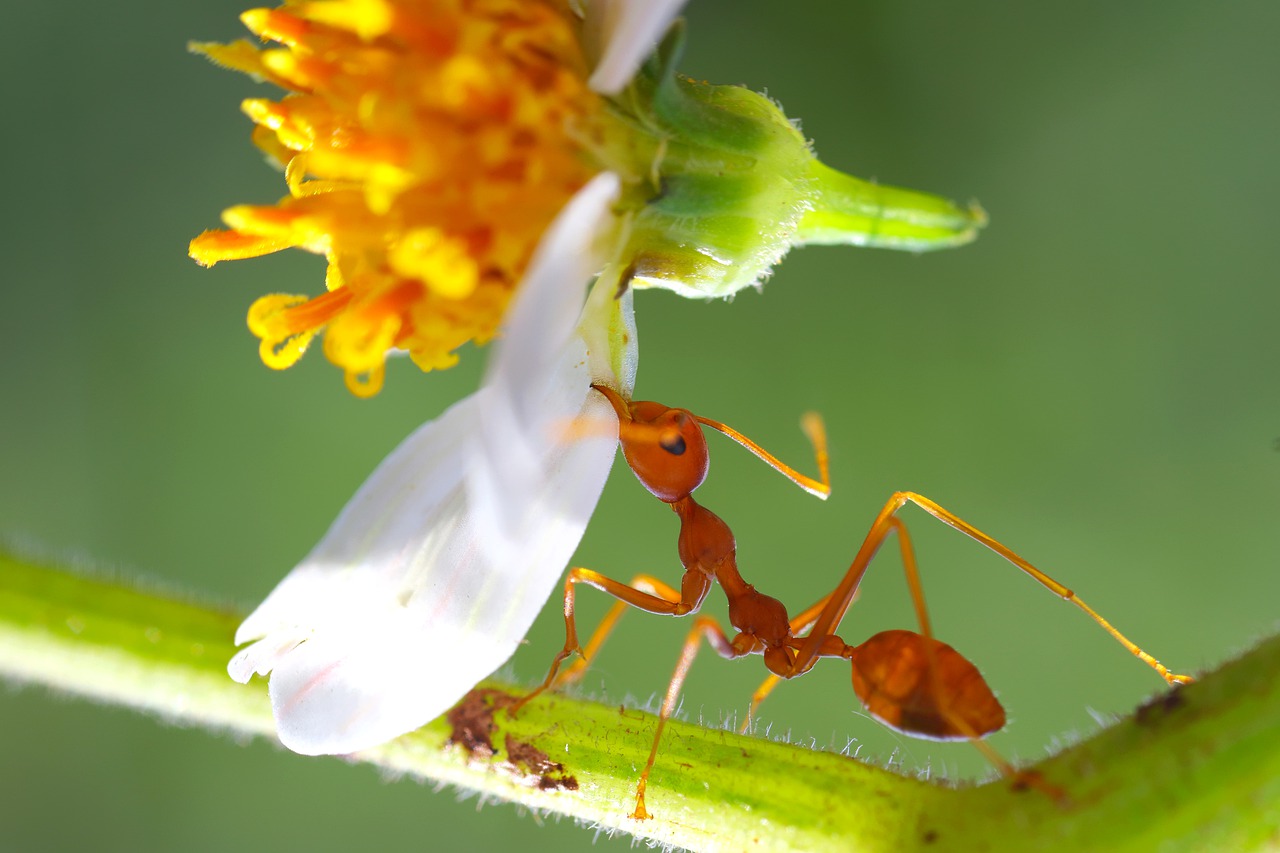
[190,0,602,396]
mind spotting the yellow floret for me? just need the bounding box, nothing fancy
[190,0,601,396]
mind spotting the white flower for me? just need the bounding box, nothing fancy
[230,173,635,755]
[226,0,687,755]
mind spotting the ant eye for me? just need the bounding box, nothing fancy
[660,432,687,456]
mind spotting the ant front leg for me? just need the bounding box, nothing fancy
[510,566,713,715]
[557,574,681,688]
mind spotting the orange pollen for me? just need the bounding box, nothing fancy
[190,0,603,396]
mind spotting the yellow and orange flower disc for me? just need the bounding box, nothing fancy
[190,0,604,396]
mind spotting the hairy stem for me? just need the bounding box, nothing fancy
[1,552,1275,851]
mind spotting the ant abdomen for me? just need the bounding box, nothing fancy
[849,629,1006,741]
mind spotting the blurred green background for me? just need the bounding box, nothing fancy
[2,1,1277,849]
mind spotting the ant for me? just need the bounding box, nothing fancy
[514,383,1192,819]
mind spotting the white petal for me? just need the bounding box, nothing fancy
[584,0,690,95]
[483,171,622,419]
[229,392,482,752]
[469,172,625,566]
[230,364,619,754]
[230,174,638,755]
[232,393,478,654]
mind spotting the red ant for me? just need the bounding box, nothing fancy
[514,383,1192,819]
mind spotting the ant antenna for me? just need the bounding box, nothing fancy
[693,411,831,499]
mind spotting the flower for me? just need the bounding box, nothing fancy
[229,172,635,755]
[207,0,988,756]
[217,0,672,756]
[189,0,984,397]
[190,0,681,396]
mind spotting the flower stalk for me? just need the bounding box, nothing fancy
[3,551,1276,852]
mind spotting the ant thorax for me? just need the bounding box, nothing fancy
[674,498,735,576]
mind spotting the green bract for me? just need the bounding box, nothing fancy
[604,23,987,299]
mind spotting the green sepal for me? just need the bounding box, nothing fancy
[601,21,987,299]
[797,160,988,251]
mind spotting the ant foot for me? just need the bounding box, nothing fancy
[506,690,542,718]
[1011,769,1071,807]
[632,782,652,820]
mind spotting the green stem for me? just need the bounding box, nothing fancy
[1,552,1275,851]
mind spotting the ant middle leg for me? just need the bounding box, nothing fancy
[741,595,838,733]
[633,615,745,820]
[741,516,931,731]
[742,514,924,729]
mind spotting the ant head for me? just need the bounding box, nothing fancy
[620,401,709,502]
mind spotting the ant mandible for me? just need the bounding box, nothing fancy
[513,383,1192,819]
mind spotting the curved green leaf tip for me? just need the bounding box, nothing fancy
[1,552,1275,851]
